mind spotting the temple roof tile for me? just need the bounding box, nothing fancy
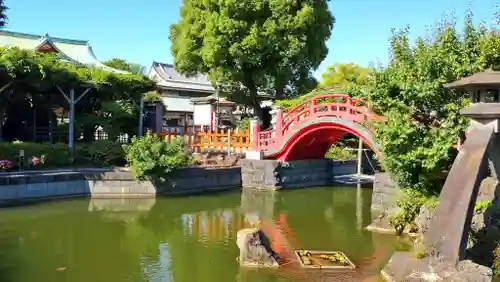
[0,30,126,74]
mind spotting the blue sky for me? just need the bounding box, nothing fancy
[4,0,498,79]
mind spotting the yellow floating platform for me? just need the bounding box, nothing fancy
[295,250,356,269]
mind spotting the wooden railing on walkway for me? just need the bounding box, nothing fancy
[162,128,251,154]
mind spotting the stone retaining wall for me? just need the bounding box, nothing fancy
[0,167,241,204]
[370,172,399,213]
[0,159,361,204]
[239,159,357,190]
[365,172,401,234]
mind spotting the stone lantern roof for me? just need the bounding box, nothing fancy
[443,68,500,90]
[444,68,500,132]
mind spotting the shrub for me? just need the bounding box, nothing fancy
[0,140,125,169]
[75,140,126,167]
[389,189,437,235]
[0,142,71,168]
[236,118,251,131]
[123,132,192,181]
[325,146,356,160]
[493,244,500,276]
[474,200,492,214]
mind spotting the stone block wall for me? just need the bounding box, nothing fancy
[240,159,357,190]
[280,159,339,189]
[0,159,359,204]
[0,167,241,205]
[370,172,399,213]
[240,160,281,190]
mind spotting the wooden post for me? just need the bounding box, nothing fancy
[227,129,231,154]
[214,130,219,153]
[357,137,363,176]
[57,86,91,151]
[0,82,13,141]
[249,119,260,150]
[138,96,144,137]
[68,89,75,149]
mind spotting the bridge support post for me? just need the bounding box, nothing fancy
[357,137,363,176]
[247,119,264,160]
[269,105,283,138]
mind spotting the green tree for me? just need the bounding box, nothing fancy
[103,58,142,74]
[355,12,500,194]
[0,0,7,28]
[170,0,334,113]
[320,63,370,88]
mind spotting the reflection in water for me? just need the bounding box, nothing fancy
[181,210,256,242]
[0,186,396,282]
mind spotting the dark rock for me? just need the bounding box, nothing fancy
[236,228,279,267]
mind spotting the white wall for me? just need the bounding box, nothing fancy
[193,104,212,126]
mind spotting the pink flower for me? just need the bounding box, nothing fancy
[31,157,41,166]
[0,160,12,170]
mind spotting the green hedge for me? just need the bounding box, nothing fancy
[0,140,125,169]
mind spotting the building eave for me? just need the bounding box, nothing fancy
[0,30,127,74]
[150,61,214,90]
[156,81,215,93]
[33,36,76,63]
[0,30,89,45]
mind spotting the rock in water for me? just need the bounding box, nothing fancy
[236,228,279,267]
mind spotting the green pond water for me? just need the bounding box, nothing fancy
[0,186,400,282]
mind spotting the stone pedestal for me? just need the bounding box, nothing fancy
[245,150,264,160]
[240,159,282,190]
[236,228,279,267]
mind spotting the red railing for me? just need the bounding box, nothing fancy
[257,94,382,151]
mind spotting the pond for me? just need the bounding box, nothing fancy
[0,186,400,282]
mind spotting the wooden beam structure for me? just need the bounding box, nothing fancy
[57,85,92,150]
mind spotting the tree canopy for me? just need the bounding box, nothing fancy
[275,12,500,195]
[276,62,371,108]
[103,58,143,74]
[353,13,500,194]
[320,63,370,88]
[0,0,7,28]
[170,0,334,110]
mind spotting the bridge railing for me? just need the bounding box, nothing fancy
[256,93,382,152]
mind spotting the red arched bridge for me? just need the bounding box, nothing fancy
[252,93,383,161]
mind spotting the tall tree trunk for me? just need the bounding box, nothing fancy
[244,72,262,122]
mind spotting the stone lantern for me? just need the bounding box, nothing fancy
[444,68,500,134]
[381,69,500,281]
